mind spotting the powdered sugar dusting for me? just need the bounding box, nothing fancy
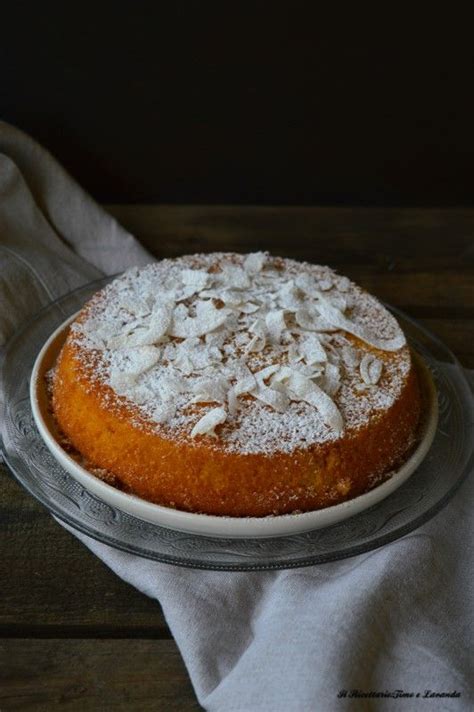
[68,253,411,454]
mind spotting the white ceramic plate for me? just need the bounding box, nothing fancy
[30,314,438,538]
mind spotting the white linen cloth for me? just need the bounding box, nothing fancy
[0,121,472,711]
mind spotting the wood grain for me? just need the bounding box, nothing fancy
[106,206,474,268]
[2,206,473,711]
[0,473,168,636]
[0,639,200,711]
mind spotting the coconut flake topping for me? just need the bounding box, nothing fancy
[71,252,410,454]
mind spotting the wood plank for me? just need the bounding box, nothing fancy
[0,639,201,711]
[106,204,474,270]
[106,205,474,315]
[0,471,169,635]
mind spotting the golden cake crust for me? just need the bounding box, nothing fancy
[51,253,423,516]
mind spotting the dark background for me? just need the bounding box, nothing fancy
[2,3,474,205]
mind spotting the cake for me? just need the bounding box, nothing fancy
[51,252,422,517]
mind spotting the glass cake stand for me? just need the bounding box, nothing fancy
[1,278,473,571]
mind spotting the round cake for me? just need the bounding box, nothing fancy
[51,252,422,516]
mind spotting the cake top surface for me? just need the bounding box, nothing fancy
[69,252,410,454]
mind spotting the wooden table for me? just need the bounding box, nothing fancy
[1,207,473,711]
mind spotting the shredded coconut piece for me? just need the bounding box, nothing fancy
[277,280,302,310]
[252,383,289,413]
[227,387,238,416]
[265,310,287,344]
[295,273,317,296]
[191,377,229,404]
[170,301,230,338]
[285,370,344,434]
[190,407,227,438]
[249,318,266,338]
[341,345,360,368]
[243,251,267,274]
[245,318,267,353]
[108,306,172,348]
[299,333,327,364]
[221,265,251,290]
[295,307,336,332]
[118,346,161,375]
[178,268,210,299]
[338,276,350,292]
[244,333,265,354]
[322,362,341,396]
[316,294,406,351]
[318,278,333,291]
[234,369,257,395]
[360,354,383,385]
